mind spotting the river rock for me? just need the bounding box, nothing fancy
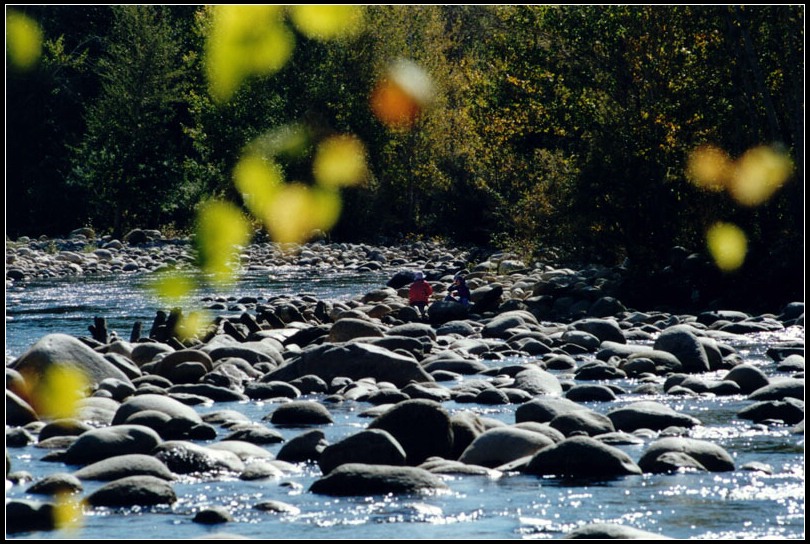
[367,399,454,465]
[328,317,385,343]
[737,398,805,425]
[152,440,245,475]
[564,522,672,539]
[515,397,589,424]
[6,389,39,426]
[61,424,163,466]
[318,429,407,474]
[607,401,702,432]
[268,400,334,426]
[512,367,563,396]
[570,318,626,344]
[276,429,328,463]
[427,300,470,324]
[85,475,177,507]
[73,453,175,481]
[523,436,642,478]
[653,325,711,373]
[264,342,434,388]
[549,410,616,437]
[458,426,554,468]
[111,393,203,426]
[642,451,710,474]
[131,342,175,366]
[38,419,94,441]
[565,384,618,402]
[748,378,804,401]
[26,472,84,495]
[309,463,449,496]
[10,333,133,390]
[638,437,735,473]
[5,499,56,534]
[596,341,653,361]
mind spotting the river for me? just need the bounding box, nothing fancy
[4,267,805,539]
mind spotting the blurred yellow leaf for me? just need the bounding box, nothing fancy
[234,153,283,217]
[206,5,294,103]
[686,144,732,191]
[289,5,364,40]
[174,310,210,342]
[53,493,83,532]
[151,271,194,303]
[261,184,341,244]
[6,10,43,70]
[706,222,748,272]
[34,366,89,420]
[196,200,251,284]
[313,135,368,188]
[250,124,312,160]
[728,145,794,206]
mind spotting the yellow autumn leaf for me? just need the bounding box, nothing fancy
[34,366,89,420]
[261,184,341,244]
[728,145,793,206]
[234,153,283,217]
[151,271,194,303]
[289,5,364,40]
[686,144,732,192]
[6,10,43,70]
[313,135,368,188]
[196,200,251,284]
[53,492,84,532]
[205,5,294,103]
[706,222,748,272]
[174,310,210,342]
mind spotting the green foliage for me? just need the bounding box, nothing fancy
[5,5,803,309]
[66,5,190,236]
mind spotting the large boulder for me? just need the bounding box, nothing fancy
[309,463,448,496]
[152,440,245,475]
[328,318,385,343]
[638,437,735,473]
[111,393,203,427]
[318,429,407,475]
[523,436,642,478]
[367,399,454,465]
[607,401,702,432]
[723,363,770,395]
[61,424,163,466]
[737,398,804,425]
[511,367,563,396]
[10,333,133,391]
[458,426,554,468]
[85,475,177,507]
[653,326,711,373]
[267,401,334,426]
[5,499,56,534]
[570,318,626,344]
[263,343,434,388]
[73,453,175,481]
[515,397,588,424]
[549,410,616,437]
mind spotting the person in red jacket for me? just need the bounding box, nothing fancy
[408,271,433,320]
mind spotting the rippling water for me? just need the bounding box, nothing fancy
[4,270,805,540]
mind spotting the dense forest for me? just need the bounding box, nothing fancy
[6,5,804,311]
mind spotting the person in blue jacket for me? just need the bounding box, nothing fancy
[445,273,471,305]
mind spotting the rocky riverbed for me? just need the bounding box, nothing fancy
[5,228,805,538]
